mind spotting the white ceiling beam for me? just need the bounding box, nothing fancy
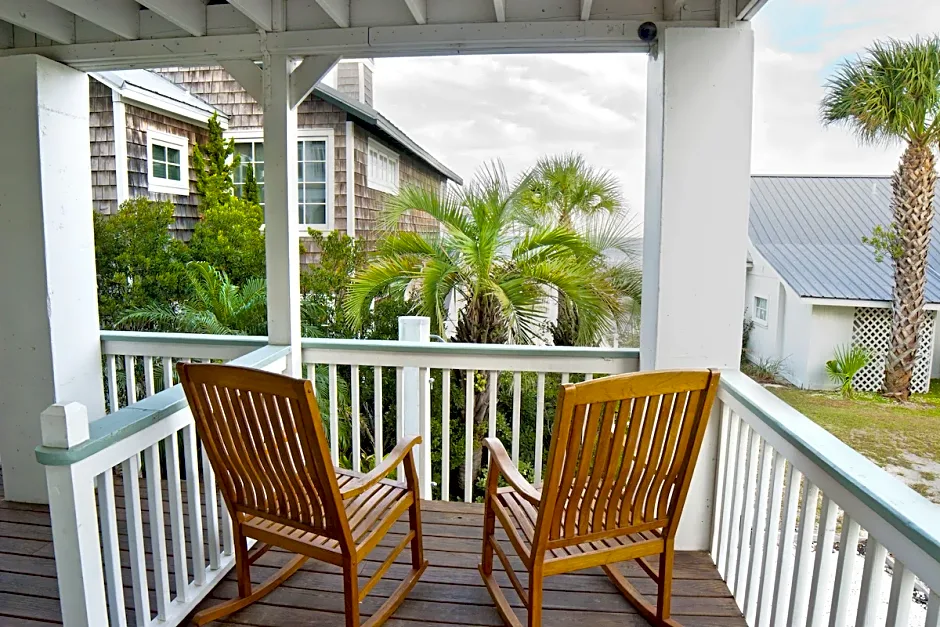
[226,0,271,31]
[0,20,716,70]
[45,0,140,39]
[221,59,262,101]
[402,0,427,25]
[0,0,75,44]
[314,0,349,28]
[736,0,770,20]
[580,0,593,21]
[135,0,206,36]
[289,54,339,108]
[493,0,506,23]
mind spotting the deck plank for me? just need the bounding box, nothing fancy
[0,473,745,626]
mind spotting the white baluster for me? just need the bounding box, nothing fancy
[164,433,190,601]
[464,369,475,503]
[561,372,569,385]
[96,469,127,627]
[144,443,171,619]
[856,537,888,627]
[717,409,740,577]
[808,495,838,627]
[182,423,206,585]
[106,354,119,412]
[788,481,820,626]
[771,464,803,627]
[203,447,221,570]
[534,372,546,486]
[711,404,731,562]
[488,370,497,441]
[926,591,940,627]
[124,355,137,405]
[351,365,361,473]
[757,450,786,627]
[725,420,750,591]
[511,371,521,466]
[886,561,915,627]
[143,356,155,398]
[744,440,774,623]
[162,356,173,391]
[396,366,404,479]
[734,429,761,601]
[329,363,339,465]
[221,502,234,557]
[374,366,383,462]
[441,369,451,501]
[122,454,151,626]
[829,516,860,627]
[418,366,432,497]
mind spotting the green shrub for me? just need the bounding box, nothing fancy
[188,196,265,285]
[826,345,870,398]
[94,197,189,329]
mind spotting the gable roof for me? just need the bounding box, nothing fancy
[91,69,225,125]
[313,84,462,185]
[749,175,940,304]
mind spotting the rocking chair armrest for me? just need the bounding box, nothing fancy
[340,435,422,500]
[483,438,541,506]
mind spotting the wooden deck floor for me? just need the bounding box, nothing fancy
[0,475,745,627]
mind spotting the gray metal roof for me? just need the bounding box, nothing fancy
[749,175,940,304]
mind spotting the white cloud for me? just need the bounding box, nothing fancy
[368,0,940,218]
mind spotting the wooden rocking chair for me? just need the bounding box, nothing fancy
[177,363,428,627]
[479,369,720,627]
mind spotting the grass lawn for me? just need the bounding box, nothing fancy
[768,381,940,503]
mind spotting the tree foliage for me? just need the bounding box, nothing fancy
[94,197,189,329]
[188,196,266,286]
[192,112,239,210]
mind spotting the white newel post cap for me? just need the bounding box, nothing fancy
[40,403,90,449]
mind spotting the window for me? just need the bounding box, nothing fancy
[146,130,189,195]
[367,139,399,194]
[234,141,264,204]
[754,296,769,325]
[227,129,334,229]
[298,139,328,226]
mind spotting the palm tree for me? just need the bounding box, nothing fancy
[344,162,619,487]
[521,153,640,345]
[118,261,268,335]
[821,37,940,400]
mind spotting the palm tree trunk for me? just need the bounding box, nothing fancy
[884,142,936,400]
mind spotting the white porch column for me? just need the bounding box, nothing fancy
[0,55,106,503]
[640,26,755,549]
[399,316,432,497]
[263,53,302,375]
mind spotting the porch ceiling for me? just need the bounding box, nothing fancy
[0,0,772,71]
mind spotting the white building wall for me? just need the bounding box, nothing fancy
[805,305,856,390]
[744,248,781,359]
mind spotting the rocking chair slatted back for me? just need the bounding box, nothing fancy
[178,363,351,543]
[538,370,720,548]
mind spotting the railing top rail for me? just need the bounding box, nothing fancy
[719,369,940,567]
[302,337,639,358]
[99,330,269,347]
[35,345,290,467]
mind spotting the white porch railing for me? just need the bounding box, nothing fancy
[38,341,290,627]
[713,370,940,627]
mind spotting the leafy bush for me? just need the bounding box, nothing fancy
[94,197,189,329]
[826,345,870,398]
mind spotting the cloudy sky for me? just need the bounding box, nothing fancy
[359,0,940,218]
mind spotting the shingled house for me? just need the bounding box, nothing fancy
[88,59,462,262]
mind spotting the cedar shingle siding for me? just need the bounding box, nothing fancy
[91,69,450,255]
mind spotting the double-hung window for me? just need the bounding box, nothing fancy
[234,141,264,204]
[229,129,333,229]
[147,130,189,195]
[754,296,769,325]
[367,138,399,194]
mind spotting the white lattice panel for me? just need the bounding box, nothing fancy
[852,307,936,394]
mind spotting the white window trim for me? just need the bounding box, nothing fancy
[367,137,400,195]
[753,295,769,327]
[298,128,335,231]
[225,129,336,231]
[146,129,189,195]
